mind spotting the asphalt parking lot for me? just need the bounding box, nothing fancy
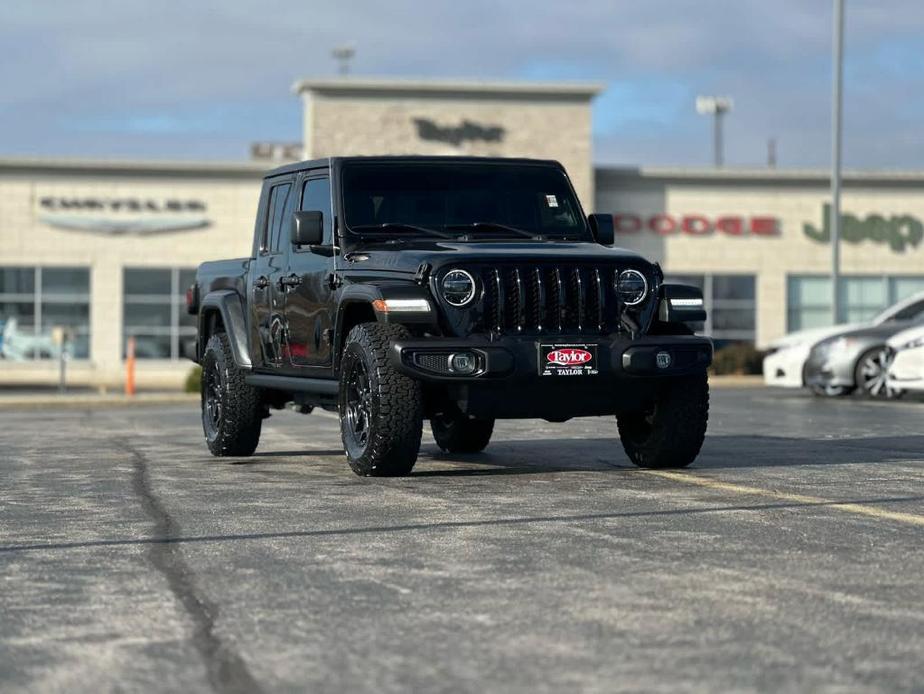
[2,387,923,693]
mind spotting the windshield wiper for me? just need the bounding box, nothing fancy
[350,223,454,239]
[444,222,546,240]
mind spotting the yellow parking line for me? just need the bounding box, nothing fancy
[644,470,924,527]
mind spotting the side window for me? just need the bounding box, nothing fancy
[891,300,924,322]
[263,182,292,254]
[301,177,333,244]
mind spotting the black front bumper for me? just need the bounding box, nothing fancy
[392,334,712,382]
[390,334,712,419]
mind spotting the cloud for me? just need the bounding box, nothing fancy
[1,0,923,167]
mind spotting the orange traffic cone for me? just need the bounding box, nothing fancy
[125,337,136,397]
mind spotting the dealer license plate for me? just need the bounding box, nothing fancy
[539,343,599,376]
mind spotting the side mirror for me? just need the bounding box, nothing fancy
[588,213,615,246]
[292,211,324,246]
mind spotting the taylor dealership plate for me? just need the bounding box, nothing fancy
[539,344,599,376]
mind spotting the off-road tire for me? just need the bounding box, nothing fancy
[617,373,709,469]
[339,322,423,476]
[431,411,494,453]
[201,332,263,456]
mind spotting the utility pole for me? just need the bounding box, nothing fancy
[696,96,733,167]
[830,0,845,325]
[767,138,777,168]
[332,45,356,76]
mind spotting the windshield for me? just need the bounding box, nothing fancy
[341,162,587,239]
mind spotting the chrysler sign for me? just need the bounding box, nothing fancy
[37,196,211,235]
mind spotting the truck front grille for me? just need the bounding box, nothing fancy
[474,264,630,336]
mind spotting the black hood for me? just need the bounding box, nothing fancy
[342,239,652,275]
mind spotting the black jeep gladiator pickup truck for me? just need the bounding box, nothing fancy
[189,156,712,476]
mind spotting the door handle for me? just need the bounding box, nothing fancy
[254,275,269,290]
[278,273,303,290]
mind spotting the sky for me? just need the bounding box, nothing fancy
[2,0,923,169]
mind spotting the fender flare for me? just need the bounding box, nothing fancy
[198,290,252,369]
[333,283,437,371]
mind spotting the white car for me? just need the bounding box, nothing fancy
[886,324,924,394]
[0,317,59,361]
[763,291,924,390]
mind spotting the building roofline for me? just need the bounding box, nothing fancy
[292,76,604,100]
[0,156,270,179]
[595,165,924,187]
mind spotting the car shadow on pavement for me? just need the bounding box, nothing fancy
[430,434,924,473]
[206,434,924,475]
[230,449,346,464]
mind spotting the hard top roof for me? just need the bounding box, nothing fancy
[263,155,564,178]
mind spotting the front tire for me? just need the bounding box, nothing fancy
[617,373,709,469]
[339,323,423,476]
[431,410,494,453]
[201,332,263,456]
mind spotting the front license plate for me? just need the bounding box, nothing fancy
[539,343,599,376]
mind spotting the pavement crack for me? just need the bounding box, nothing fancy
[123,439,264,694]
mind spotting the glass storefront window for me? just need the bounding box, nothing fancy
[0,266,90,360]
[665,273,756,344]
[123,267,196,360]
[787,275,924,331]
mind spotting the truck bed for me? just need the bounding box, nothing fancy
[196,258,251,298]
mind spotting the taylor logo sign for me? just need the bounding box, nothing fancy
[413,118,505,146]
[612,213,779,237]
[37,196,211,236]
[804,203,924,252]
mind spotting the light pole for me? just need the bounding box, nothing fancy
[830,0,845,325]
[332,45,355,76]
[696,96,733,167]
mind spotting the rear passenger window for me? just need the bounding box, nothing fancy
[263,182,293,254]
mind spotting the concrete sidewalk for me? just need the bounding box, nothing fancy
[0,392,199,411]
[0,375,764,411]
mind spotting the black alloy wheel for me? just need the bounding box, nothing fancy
[203,361,224,439]
[343,355,373,454]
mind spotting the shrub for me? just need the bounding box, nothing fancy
[710,343,766,376]
[185,365,202,393]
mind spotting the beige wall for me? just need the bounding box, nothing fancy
[0,170,261,388]
[596,171,924,346]
[302,86,596,210]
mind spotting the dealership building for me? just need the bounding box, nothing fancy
[2,77,923,389]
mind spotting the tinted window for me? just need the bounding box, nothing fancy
[264,182,292,254]
[342,163,585,237]
[301,177,333,243]
[124,268,171,295]
[890,299,924,322]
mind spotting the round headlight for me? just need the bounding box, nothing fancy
[441,269,476,307]
[616,269,648,306]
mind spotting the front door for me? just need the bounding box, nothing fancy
[283,172,336,370]
[251,177,295,369]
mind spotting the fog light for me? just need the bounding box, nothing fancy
[655,351,672,369]
[449,352,477,374]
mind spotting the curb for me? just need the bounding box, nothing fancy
[0,376,766,411]
[709,374,764,388]
[0,393,199,411]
